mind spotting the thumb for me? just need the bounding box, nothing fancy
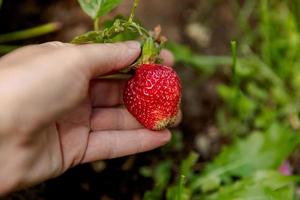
[73,41,141,77]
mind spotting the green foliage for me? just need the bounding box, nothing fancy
[167,42,232,75]
[180,152,199,178]
[166,175,190,200]
[166,152,199,200]
[141,160,173,200]
[0,22,60,54]
[216,0,300,136]
[143,1,300,199]
[71,18,143,44]
[205,171,300,200]
[190,123,300,192]
[102,16,140,41]
[0,23,60,43]
[153,123,300,200]
[78,0,123,20]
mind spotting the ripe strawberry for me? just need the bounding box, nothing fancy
[123,63,181,131]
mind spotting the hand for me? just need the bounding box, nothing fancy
[0,41,178,195]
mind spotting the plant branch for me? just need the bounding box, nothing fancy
[94,18,100,31]
[0,22,61,43]
[128,0,139,22]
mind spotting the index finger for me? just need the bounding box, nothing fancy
[72,41,141,77]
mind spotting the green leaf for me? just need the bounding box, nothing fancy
[176,175,186,200]
[180,152,199,177]
[0,22,60,43]
[205,171,300,200]
[78,0,123,20]
[166,152,198,200]
[71,18,141,44]
[190,123,300,192]
[166,185,191,200]
[102,16,140,42]
[166,42,232,75]
[142,160,173,200]
[166,175,191,200]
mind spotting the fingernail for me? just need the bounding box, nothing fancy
[124,41,141,51]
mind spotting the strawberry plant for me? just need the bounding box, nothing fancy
[74,0,182,131]
[139,1,300,199]
[72,0,300,199]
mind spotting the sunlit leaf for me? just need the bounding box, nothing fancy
[78,0,123,19]
[205,171,299,200]
[191,123,300,192]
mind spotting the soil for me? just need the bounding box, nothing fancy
[0,0,236,199]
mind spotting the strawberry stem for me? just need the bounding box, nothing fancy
[94,18,100,31]
[129,0,139,23]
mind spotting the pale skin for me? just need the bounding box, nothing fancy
[0,41,180,195]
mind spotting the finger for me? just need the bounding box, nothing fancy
[89,48,173,107]
[90,79,127,107]
[81,129,171,163]
[91,107,182,131]
[160,49,174,67]
[0,42,75,69]
[91,107,142,131]
[74,41,141,77]
[0,44,62,67]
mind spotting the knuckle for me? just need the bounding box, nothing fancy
[40,41,69,48]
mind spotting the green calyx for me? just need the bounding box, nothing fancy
[140,37,161,64]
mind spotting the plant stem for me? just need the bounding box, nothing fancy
[231,41,238,86]
[94,18,100,31]
[128,0,139,22]
[260,0,271,66]
[0,22,61,43]
[231,41,241,113]
[176,175,185,200]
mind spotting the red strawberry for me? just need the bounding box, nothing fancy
[123,63,181,131]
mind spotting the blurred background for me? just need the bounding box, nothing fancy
[1,0,300,199]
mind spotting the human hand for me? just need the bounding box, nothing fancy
[0,41,179,195]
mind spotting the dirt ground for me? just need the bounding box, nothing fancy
[0,0,236,199]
